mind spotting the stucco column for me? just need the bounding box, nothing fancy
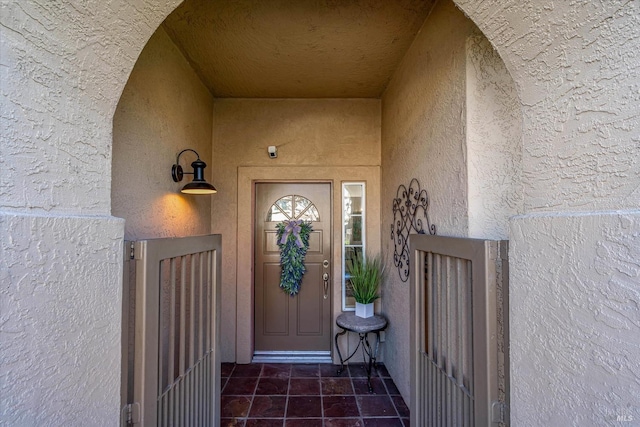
[455,0,640,423]
[0,1,181,424]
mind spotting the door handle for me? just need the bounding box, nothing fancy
[323,273,329,299]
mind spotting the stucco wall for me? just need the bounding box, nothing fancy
[0,0,178,215]
[0,214,124,425]
[456,0,640,213]
[112,26,213,240]
[456,0,640,423]
[510,212,640,425]
[1,0,182,424]
[211,99,381,362]
[380,0,478,401]
[383,3,640,423]
[466,33,523,240]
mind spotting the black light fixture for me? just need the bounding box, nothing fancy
[171,149,217,195]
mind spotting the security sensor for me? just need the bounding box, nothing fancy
[268,146,277,159]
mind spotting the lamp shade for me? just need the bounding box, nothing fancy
[181,181,217,195]
[180,159,217,194]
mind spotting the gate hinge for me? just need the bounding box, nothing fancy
[122,402,141,425]
[491,400,508,424]
[129,241,135,260]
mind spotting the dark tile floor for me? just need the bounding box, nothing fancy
[221,363,410,427]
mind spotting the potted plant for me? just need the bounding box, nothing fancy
[347,251,384,318]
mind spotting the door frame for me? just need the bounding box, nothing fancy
[236,166,381,364]
[253,181,333,360]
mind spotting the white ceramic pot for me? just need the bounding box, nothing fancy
[355,302,374,318]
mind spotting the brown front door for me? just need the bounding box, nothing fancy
[255,183,331,355]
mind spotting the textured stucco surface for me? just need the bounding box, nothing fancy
[0,0,180,215]
[456,0,640,213]
[0,214,125,425]
[381,0,640,417]
[211,99,381,362]
[455,0,640,423]
[380,0,478,401]
[466,34,523,240]
[0,0,181,424]
[112,26,213,240]
[510,212,640,425]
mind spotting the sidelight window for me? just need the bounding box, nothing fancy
[342,182,365,310]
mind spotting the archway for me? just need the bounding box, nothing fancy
[112,1,640,423]
[2,0,638,425]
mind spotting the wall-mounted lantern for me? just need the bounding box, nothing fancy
[171,149,217,195]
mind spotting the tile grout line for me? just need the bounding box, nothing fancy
[319,366,325,424]
[352,368,365,425]
[284,365,291,426]
[379,368,403,421]
[352,373,365,426]
[245,364,261,423]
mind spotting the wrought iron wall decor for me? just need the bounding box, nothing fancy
[390,178,436,282]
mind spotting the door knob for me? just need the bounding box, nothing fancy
[323,273,329,299]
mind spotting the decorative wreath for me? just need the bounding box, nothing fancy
[276,220,313,296]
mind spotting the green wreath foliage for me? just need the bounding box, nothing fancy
[276,220,313,296]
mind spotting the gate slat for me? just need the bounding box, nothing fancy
[169,258,177,392]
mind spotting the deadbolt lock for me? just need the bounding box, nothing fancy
[323,260,329,268]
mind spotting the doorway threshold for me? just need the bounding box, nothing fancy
[252,351,332,364]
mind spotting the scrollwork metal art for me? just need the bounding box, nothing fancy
[390,178,436,282]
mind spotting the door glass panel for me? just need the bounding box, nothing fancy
[297,208,319,222]
[267,195,320,222]
[294,196,310,217]
[276,196,293,218]
[267,204,290,222]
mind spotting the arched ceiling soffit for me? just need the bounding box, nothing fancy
[162,0,436,98]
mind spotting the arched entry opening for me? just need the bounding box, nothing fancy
[112,0,523,422]
[2,0,637,425]
[112,0,640,423]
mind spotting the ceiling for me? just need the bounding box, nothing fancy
[162,0,436,98]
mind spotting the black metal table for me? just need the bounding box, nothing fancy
[334,312,388,392]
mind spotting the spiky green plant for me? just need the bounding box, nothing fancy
[347,251,384,304]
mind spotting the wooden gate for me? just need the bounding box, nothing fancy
[409,235,509,427]
[122,235,221,426]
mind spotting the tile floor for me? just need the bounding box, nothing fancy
[221,363,410,427]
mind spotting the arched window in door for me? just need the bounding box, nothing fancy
[266,195,320,222]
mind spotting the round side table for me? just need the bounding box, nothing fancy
[334,312,388,392]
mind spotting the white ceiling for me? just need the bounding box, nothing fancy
[162,0,436,98]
